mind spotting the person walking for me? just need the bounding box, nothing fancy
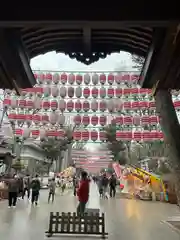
[22,174,31,199]
[48,178,56,203]
[8,175,19,208]
[77,171,89,216]
[101,173,109,199]
[73,176,79,196]
[109,174,117,198]
[31,175,41,206]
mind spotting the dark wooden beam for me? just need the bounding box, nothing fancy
[140,25,180,89]
[0,29,36,88]
[83,26,91,57]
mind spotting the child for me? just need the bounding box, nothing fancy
[48,178,56,203]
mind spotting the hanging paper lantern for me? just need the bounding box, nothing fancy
[123,101,131,110]
[150,130,158,141]
[90,130,98,141]
[116,116,124,125]
[133,131,142,142]
[51,100,58,111]
[100,87,106,98]
[133,115,141,126]
[40,129,46,141]
[73,130,82,141]
[84,73,90,85]
[67,100,74,112]
[83,87,90,98]
[68,73,75,84]
[139,101,149,110]
[107,100,115,113]
[122,74,130,83]
[114,99,123,112]
[38,72,45,84]
[107,87,114,98]
[116,131,125,141]
[23,128,30,139]
[141,115,150,126]
[76,74,83,85]
[124,116,133,125]
[91,87,98,98]
[131,88,139,97]
[99,115,107,126]
[3,98,11,108]
[16,113,25,124]
[42,114,49,125]
[99,100,107,112]
[15,129,23,137]
[115,88,123,98]
[82,130,90,141]
[99,74,106,85]
[59,99,66,112]
[99,131,107,141]
[45,73,52,84]
[150,115,159,125]
[82,114,90,126]
[92,73,99,85]
[49,112,58,125]
[60,72,67,84]
[149,101,156,111]
[123,88,131,97]
[43,86,50,97]
[115,74,121,84]
[31,129,40,139]
[75,87,82,98]
[32,114,41,125]
[10,99,18,109]
[26,99,34,110]
[47,130,57,139]
[174,100,180,111]
[124,131,133,141]
[91,100,98,112]
[60,86,67,98]
[131,101,139,111]
[8,112,16,123]
[142,130,151,142]
[139,88,148,97]
[42,100,50,110]
[82,101,90,112]
[75,100,82,112]
[53,73,60,84]
[74,115,82,125]
[51,86,59,97]
[107,73,114,85]
[91,115,98,126]
[58,114,65,125]
[26,114,32,125]
[68,87,74,98]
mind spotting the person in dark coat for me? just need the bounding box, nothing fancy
[31,174,41,206]
[109,174,117,197]
[8,175,19,208]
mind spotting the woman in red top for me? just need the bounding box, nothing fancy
[77,171,89,215]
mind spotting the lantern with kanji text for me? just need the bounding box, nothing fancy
[99,73,106,85]
[124,131,133,141]
[139,88,148,97]
[116,131,126,141]
[82,115,90,126]
[15,129,23,137]
[60,73,67,84]
[3,98,11,108]
[139,101,149,110]
[74,115,82,125]
[45,73,52,84]
[131,88,139,97]
[90,130,98,141]
[75,100,82,112]
[99,115,107,126]
[115,87,123,98]
[47,130,57,139]
[131,101,139,111]
[92,87,98,98]
[82,101,90,112]
[115,74,121,84]
[73,130,82,141]
[31,129,40,139]
[150,130,158,141]
[133,131,142,142]
[107,87,114,98]
[67,100,74,112]
[107,73,114,85]
[141,115,150,126]
[57,129,65,139]
[68,73,75,84]
[82,130,90,141]
[123,116,133,126]
[32,114,41,125]
[99,131,107,141]
[60,86,67,98]
[99,100,107,112]
[76,74,83,85]
[51,100,58,111]
[123,101,131,111]
[116,116,124,125]
[42,100,50,110]
[142,130,151,142]
[83,87,90,98]
[10,99,18,109]
[149,101,156,111]
[91,100,98,112]
[123,88,131,97]
[26,99,34,110]
[91,115,98,126]
[16,113,25,124]
[150,115,159,126]
[38,72,45,84]
[131,74,139,83]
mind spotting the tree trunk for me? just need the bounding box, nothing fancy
[155,89,180,205]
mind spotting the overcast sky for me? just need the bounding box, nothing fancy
[30,51,134,71]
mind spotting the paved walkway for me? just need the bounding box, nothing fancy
[0,184,180,240]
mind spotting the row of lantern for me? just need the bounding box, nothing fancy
[14,128,164,142]
[16,86,152,98]
[5,99,157,112]
[33,72,140,85]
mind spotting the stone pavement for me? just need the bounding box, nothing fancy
[0,184,180,240]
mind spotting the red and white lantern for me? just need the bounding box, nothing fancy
[82,130,90,141]
[10,99,18,109]
[149,101,156,111]
[60,86,67,98]
[75,100,82,112]
[73,130,82,141]
[83,87,90,98]
[91,115,98,126]
[174,100,180,110]
[99,100,107,112]
[23,128,30,139]
[33,97,41,110]
[31,129,40,139]
[107,87,114,98]
[92,74,99,85]
[51,100,58,111]
[122,74,130,83]
[99,115,107,126]
[150,115,159,125]
[142,130,151,142]
[58,130,65,139]
[76,74,83,85]
[107,73,114,85]
[91,100,98,112]
[58,114,65,125]
[42,100,50,110]
[131,74,139,83]
[133,115,141,126]
[123,88,131,97]
[26,114,32,125]
[3,98,11,108]
[67,100,74,112]
[43,86,50,96]
[45,73,52,84]
[84,73,90,85]
[16,113,25,124]
[60,73,67,85]
[99,74,106,85]
[47,130,58,139]
[124,116,133,125]
[107,100,115,113]
[150,130,158,141]
[68,87,74,98]
[91,87,98,98]
[115,74,121,84]
[139,101,149,110]
[49,112,58,125]
[26,99,34,110]
[90,130,98,141]
[15,129,23,137]
[75,87,82,98]
[42,114,49,125]
[124,131,133,141]
[8,112,16,123]
[133,131,142,142]
[131,88,139,97]
[115,88,123,98]
[116,116,124,125]
[115,99,123,112]
[59,99,66,112]
[139,88,148,97]
[123,101,131,110]
[100,87,106,98]
[131,101,139,111]
[38,72,45,84]
[74,115,82,125]
[32,114,41,125]
[53,73,60,84]
[116,131,125,141]
[83,101,90,112]
[141,115,150,126]
[40,129,46,141]
[82,115,90,126]
[51,86,59,97]
[68,73,75,84]
[99,131,107,141]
